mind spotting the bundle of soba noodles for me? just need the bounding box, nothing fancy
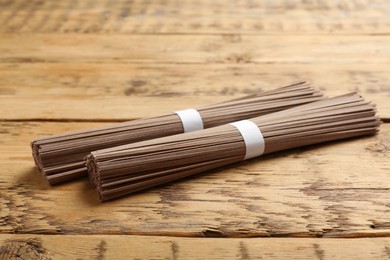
[86,93,381,201]
[31,82,323,184]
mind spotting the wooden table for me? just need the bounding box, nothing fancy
[1,0,390,259]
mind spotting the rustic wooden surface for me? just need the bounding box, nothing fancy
[1,235,390,260]
[1,0,390,259]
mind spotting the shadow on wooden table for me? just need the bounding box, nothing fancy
[18,167,50,189]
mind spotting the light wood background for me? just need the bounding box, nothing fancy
[0,0,389,259]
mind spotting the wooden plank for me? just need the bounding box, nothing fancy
[0,0,390,34]
[1,34,390,64]
[0,96,218,121]
[0,121,389,236]
[2,94,389,123]
[1,234,390,259]
[1,63,389,97]
[0,63,389,120]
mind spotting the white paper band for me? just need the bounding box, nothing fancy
[230,120,265,160]
[174,109,204,133]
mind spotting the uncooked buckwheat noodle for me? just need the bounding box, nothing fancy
[86,93,381,201]
[31,82,323,184]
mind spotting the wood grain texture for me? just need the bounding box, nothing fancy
[0,0,390,34]
[0,63,389,120]
[2,63,389,97]
[1,234,390,260]
[0,122,389,237]
[1,0,389,255]
[1,34,390,64]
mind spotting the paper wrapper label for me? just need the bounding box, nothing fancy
[230,120,265,160]
[175,109,204,133]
